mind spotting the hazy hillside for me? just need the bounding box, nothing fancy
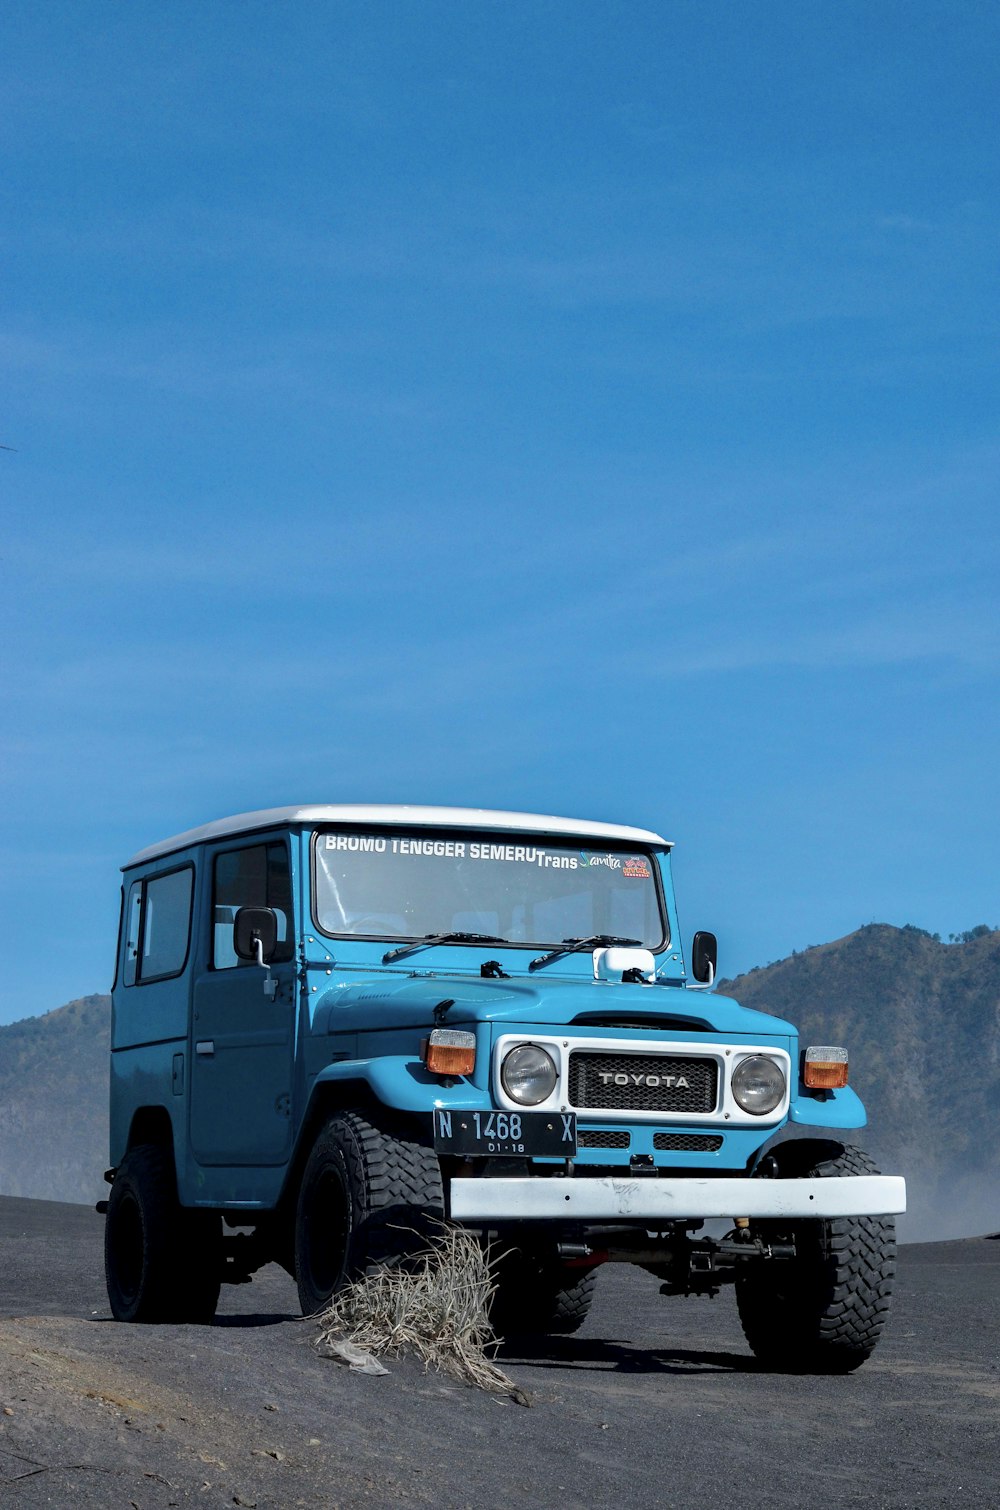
[0,993,110,1204]
[3,926,998,1236]
[718,924,1000,1238]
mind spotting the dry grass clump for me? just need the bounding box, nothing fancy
[315,1226,527,1401]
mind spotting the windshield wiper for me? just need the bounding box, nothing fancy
[382,932,505,965]
[528,934,643,973]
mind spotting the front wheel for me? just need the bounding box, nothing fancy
[735,1142,896,1373]
[105,1144,222,1323]
[294,1110,444,1316]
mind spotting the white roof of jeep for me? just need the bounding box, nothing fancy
[125,805,671,868]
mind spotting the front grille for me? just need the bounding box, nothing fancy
[578,1129,631,1149]
[567,1051,717,1114]
[653,1133,723,1152]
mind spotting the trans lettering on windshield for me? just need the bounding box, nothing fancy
[468,843,578,868]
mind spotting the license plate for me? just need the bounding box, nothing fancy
[433,1109,577,1157]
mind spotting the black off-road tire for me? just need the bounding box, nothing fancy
[546,1268,598,1334]
[735,1142,896,1373]
[489,1246,599,1338]
[105,1144,222,1324]
[294,1110,445,1316]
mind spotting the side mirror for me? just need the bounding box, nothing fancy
[233,907,278,964]
[690,930,718,986]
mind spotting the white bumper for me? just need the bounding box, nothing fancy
[449,1174,906,1223]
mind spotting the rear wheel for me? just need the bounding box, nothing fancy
[105,1144,221,1323]
[735,1142,896,1373]
[294,1111,444,1316]
[489,1245,599,1338]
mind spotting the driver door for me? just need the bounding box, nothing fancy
[189,837,296,1167]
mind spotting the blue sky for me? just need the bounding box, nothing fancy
[2,2,998,1024]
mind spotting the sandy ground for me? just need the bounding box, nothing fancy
[1,1196,998,1508]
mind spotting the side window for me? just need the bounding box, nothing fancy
[122,868,193,986]
[212,842,293,970]
[112,886,124,991]
[124,880,142,986]
[141,868,194,980]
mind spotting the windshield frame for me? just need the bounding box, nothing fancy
[309,825,670,954]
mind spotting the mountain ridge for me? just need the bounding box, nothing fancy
[0,992,111,1202]
[717,922,1000,1236]
[2,926,997,1236]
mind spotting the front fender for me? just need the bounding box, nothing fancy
[279,1058,493,1211]
[310,1056,494,1114]
[789,1083,867,1130]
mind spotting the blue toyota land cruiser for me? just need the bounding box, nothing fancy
[103,805,905,1371]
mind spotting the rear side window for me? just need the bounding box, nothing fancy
[122,866,194,985]
[212,842,293,969]
[123,881,142,985]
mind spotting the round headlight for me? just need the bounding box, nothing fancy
[731,1055,786,1115]
[501,1044,558,1106]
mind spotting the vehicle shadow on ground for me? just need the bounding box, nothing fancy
[86,1312,300,1328]
[498,1335,759,1375]
[212,1312,301,1328]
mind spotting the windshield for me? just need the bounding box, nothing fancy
[312,829,667,950]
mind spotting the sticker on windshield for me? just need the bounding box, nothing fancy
[323,835,653,875]
[578,852,622,870]
[326,834,390,852]
[469,842,577,868]
[326,836,584,868]
[326,834,467,857]
[622,856,652,879]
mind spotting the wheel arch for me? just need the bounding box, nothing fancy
[751,1135,850,1178]
[126,1105,175,1152]
[111,1105,181,1188]
[281,1079,433,1212]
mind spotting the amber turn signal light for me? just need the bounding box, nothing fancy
[423,1028,476,1076]
[803,1045,849,1089]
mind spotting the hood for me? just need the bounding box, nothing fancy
[312,972,792,1038]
